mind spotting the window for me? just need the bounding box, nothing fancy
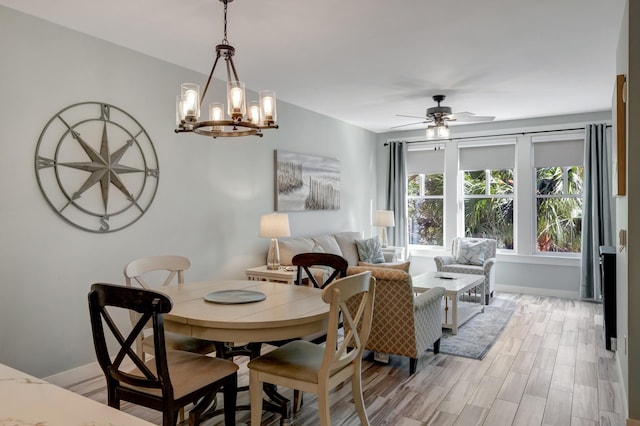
[533,136,584,253]
[407,145,444,246]
[535,166,583,252]
[459,141,516,249]
[463,169,514,249]
[408,173,444,245]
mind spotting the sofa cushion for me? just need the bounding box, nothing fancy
[441,264,484,275]
[455,238,489,266]
[333,231,362,266]
[355,236,385,264]
[310,235,342,256]
[279,237,315,265]
[358,261,411,272]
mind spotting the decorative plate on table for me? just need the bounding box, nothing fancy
[204,290,266,304]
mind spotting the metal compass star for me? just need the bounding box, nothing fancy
[57,119,144,214]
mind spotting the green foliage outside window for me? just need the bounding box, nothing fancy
[407,166,583,253]
[408,174,444,246]
[464,170,514,249]
[536,166,583,252]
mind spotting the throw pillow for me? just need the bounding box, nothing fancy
[455,239,487,266]
[358,261,410,272]
[355,236,385,264]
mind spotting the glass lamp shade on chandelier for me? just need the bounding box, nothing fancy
[175,0,278,138]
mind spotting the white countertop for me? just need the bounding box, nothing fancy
[0,362,154,426]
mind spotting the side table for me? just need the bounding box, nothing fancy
[381,245,406,262]
[245,265,306,285]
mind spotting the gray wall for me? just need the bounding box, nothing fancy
[0,6,377,378]
[616,0,639,419]
[626,0,639,415]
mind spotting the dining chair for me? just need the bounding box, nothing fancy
[88,283,238,426]
[273,253,348,350]
[248,271,376,426]
[124,255,216,360]
[292,252,348,289]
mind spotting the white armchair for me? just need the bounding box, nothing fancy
[434,237,497,305]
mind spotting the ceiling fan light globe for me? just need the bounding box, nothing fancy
[426,126,436,140]
[437,124,450,138]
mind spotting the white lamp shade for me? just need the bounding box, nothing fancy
[373,210,395,227]
[259,213,291,238]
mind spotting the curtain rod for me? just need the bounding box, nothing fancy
[383,124,612,146]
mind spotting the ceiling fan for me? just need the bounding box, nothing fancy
[393,95,495,139]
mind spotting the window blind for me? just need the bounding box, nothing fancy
[407,148,445,175]
[533,138,584,168]
[459,143,515,171]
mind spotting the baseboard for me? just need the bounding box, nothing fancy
[44,358,136,388]
[627,418,640,426]
[44,361,102,388]
[616,353,630,422]
[494,283,579,299]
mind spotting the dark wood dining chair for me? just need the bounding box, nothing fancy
[292,252,348,289]
[88,283,238,426]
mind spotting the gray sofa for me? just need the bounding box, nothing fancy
[277,231,397,267]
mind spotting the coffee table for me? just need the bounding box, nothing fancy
[412,272,485,334]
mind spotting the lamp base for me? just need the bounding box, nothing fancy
[380,228,388,248]
[266,238,281,270]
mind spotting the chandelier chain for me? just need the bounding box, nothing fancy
[222,0,229,44]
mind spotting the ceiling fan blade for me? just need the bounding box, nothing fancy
[390,121,428,129]
[448,112,495,122]
[396,114,426,119]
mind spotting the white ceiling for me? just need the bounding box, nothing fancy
[0,0,626,133]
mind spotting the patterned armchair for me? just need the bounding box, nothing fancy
[434,237,497,305]
[346,265,445,375]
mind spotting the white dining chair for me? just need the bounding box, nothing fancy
[124,255,216,360]
[248,271,376,426]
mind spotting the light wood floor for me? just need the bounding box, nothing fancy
[67,292,626,425]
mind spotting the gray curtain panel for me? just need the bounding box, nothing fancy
[385,141,408,248]
[580,123,614,300]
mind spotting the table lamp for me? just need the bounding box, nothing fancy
[259,213,291,270]
[373,210,395,247]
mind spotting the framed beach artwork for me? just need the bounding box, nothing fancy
[275,150,340,211]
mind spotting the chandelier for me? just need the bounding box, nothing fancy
[175,0,278,138]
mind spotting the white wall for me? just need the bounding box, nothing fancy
[376,111,611,298]
[0,6,377,378]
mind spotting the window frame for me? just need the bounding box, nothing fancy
[407,172,445,247]
[533,165,583,255]
[461,169,515,250]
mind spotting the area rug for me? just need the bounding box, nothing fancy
[436,305,514,360]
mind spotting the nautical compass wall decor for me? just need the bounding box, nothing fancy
[35,102,159,233]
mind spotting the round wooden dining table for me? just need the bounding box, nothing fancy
[156,279,330,425]
[157,279,329,343]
